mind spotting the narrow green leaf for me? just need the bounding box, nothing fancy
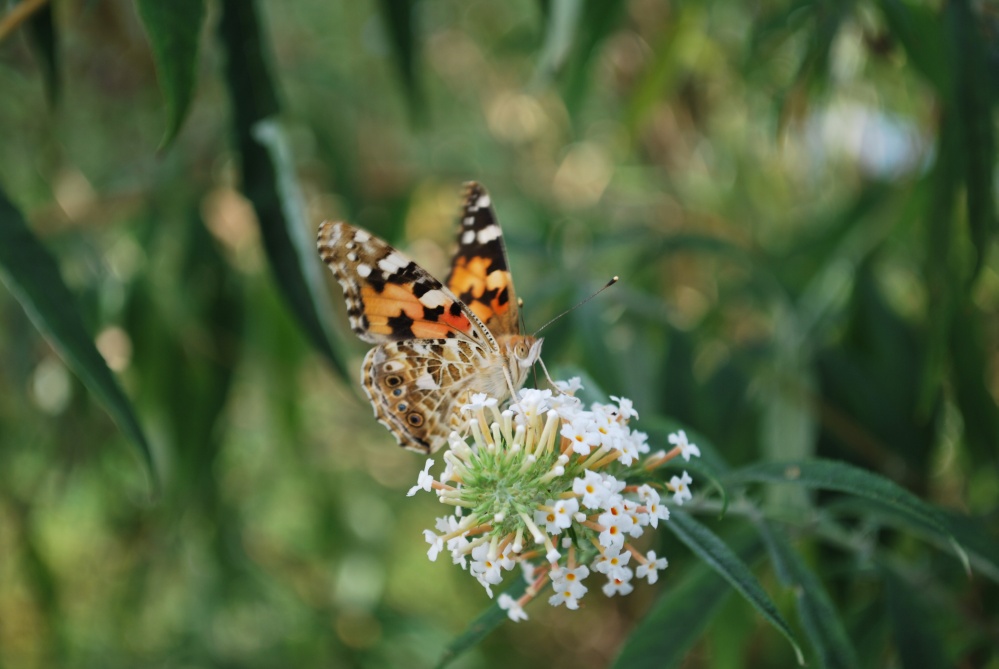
[949,302,999,468]
[0,187,157,487]
[724,460,970,573]
[948,0,996,281]
[559,0,625,117]
[612,531,764,669]
[757,522,859,669]
[667,512,805,665]
[217,0,348,380]
[436,578,528,668]
[877,0,950,97]
[376,0,425,125]
[534,0,583,81]
[26,2,59,106]
[134,0,206,147]
[882,565,951,669]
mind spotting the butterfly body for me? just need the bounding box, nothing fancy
[318,182,542,453]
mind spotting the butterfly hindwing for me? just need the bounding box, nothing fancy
[318,220,492,345]
[362,338,484,453]
[446,182,520,337]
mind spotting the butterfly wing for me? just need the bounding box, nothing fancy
[318,220,495,348]
[445,182,521,337]
[362,338,489,452]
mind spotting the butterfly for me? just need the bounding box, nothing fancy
[317,182,543,453]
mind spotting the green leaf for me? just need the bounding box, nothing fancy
[134,0,206,147]
[758,522,860,669]
[724,460,970,573]
[217,0,348,381]
[376,0,425,125]
[877,0,950,97]
[0,186,157,487]
[882,565,951,669]
[612,530,765,669]
[667,512,805,665]
[559,0,625,118]
[436,578,528,668]
[949,301,999,468]
[948,0,996,281]
[25,2,59,107]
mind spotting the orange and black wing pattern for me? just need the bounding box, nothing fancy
[445,182,520,336]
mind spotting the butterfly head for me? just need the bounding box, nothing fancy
[511,336,544,369]
[499,334,544,394]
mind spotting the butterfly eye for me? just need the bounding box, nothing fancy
[407,413,424,427]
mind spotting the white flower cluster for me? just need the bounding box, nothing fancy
[407,380,701,621]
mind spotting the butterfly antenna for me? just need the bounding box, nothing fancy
[532,276,619,336]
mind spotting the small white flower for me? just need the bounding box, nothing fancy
[622,499,648,536]
[499,593,528,621]
[636,550,668,584]
[573,470,610,509]
[593,546,632,580]
[423,530,443,561]
[555,377,583,394]
[462,393,498,412]
[601,568,634,597]
[669,471,694,505]
[512,388,553,422]
[669,430,701,461]
[470,543,506,587]
[548,565,589,610]
[560,416,602,455]
[611,395,639,420]
[407,459,435,496]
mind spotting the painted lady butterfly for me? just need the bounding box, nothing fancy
[317,182,543,453]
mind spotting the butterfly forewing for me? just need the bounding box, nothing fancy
[318,221,492,345]
[446,182,521,337]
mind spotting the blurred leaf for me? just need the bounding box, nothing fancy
[948,0,996,281]
[758,522,860,669]
[877,0,949,96]
[667,512,805,665]
[724,460,969,572]
[882,565,950,669]
[559,0,625,118]
[612,530,765,669]
[25,2,59,106]
[134,0,205,147]
[217,0,348,380]
[436,578,528,668]
[0,186,156,486]
[534,0,583,81]
[376,0,425,124]
[949,301,999,468]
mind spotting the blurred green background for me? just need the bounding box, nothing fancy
[1,0,997,667]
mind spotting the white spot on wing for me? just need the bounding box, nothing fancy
[353,230,371,242]
[477,195,490,208]
[418,289,449,308]
[477,224,502,244]
[378,252,408,274]
[463,216,474,226]
[461,230,475,244]
[357,264,372,278]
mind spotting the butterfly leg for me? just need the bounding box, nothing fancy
[537,357,565,395]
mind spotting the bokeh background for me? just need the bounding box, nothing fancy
[1,0,997,667]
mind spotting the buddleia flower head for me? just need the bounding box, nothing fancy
[407,378,700,620]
